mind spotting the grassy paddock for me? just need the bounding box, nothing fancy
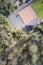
[32,0,43,19]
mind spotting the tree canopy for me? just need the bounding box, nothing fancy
[0,0,14,16]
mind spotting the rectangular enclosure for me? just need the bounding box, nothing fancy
[18,5,38,25]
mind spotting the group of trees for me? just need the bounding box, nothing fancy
[0,17,43,65]
[15,24,43,65]
[0,0,14,16]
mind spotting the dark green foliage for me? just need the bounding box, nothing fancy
[14,5,18,9]
[12,32,17,40]
[0,0,14,16]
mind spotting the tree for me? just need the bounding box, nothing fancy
[0,0,14,16]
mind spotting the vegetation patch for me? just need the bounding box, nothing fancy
[0,0,14,16]
[33,0,43,19]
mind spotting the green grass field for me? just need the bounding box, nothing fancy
[33,0,43,19]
